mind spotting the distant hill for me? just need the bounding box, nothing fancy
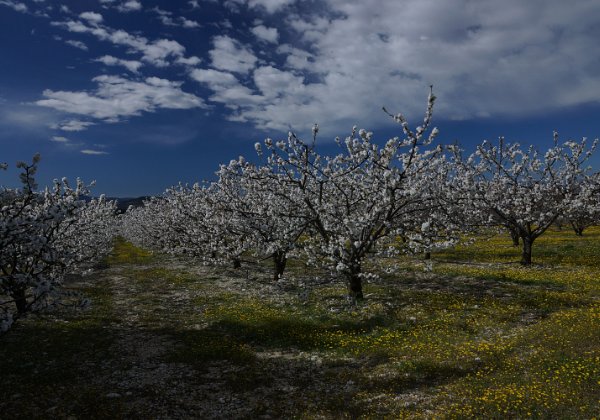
[110,196,150,213]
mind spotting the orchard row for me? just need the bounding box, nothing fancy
[122,90,599,299]
[2,90,598,332]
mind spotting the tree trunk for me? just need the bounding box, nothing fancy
[424,251,431,260]
[347,260,363,299]
[570,222,584,236]
[12,288,28,315]
[272,251,287,282]
[520,236,533,266]
[509,229,520,246]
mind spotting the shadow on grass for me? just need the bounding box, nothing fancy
[0,321,128,419]
[161,324,475,418]
[383,269,590,308]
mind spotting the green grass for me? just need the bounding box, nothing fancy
[106,236,155,265]
[1,228,599,418]
[0,279,130,418]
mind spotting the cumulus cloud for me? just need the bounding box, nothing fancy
[0,0,27,13]
[65,39,88,51]
[0,105,56,130]
[152,7,200,29]
[188,0,600,135]
[226,0,295,14]
[55,120,96,132]
[51,18,196,67]
[191,68,263,110]
[95,55,143,73]
[180,17,201,28]
[9,0,600,138]
[81,149,109,155]
[79,11,103,24]
[251,25,279,44]
[116,0,141,13]
[276,44,312,70]
[51,135,69,142]
[209,35,257,74]
[190,68,239,88]
[249,0,295,13]
[191,65,313,129]
[176,56,202,66]
[36,75,206,124]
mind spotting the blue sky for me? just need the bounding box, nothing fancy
[1,0,600,197]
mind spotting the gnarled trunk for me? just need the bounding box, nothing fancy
[520,236,533,265]
[12,288,28,315]
[570,222,585,236]
[346,260,363,299]
[272,250,287,282]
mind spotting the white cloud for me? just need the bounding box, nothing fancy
[0,105,59,133]
[13,0,600,138]
[81,149,109,155]
[251,25,279,44]
[65,39,88,50]
[188,0,600,135]
[51,18,195,67]
[152,7,200,29]
[191,69,265,114]
[152,7,175,25]
[191,66,314,129]
[0,0,27,13]
[95,55,143,73]
[253,66,305,98]
[176,56,202,66]
[141,39,186,67]
[190,68,239,88]
[116,0,141,13]
[225,0,294,14]
[36,75,206,123]
[79,11,103,24]
[51,135,69,142]
[248,0,295,13]
[276,44,312,70]
[56,120,96,132]
[180,17,200,28]
[209,35,257,74]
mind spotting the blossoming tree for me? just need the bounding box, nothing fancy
[252,89,458,298]
[0,155,117,332]
[450,134,598,265]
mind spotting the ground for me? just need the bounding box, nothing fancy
[1,229,599,419]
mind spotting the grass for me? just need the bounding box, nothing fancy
[1,228,599,418]
[0,279,131,418]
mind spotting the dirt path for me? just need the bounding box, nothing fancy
[70,259,355,419]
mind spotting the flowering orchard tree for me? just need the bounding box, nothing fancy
[216,157,310,281]
[563,163,600,236]
[123,161,310,282]
[253,89,458,298]
[0,155,117,332]
[120,195,171,252]
[451,134,598,265]
[122,183,250,267]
